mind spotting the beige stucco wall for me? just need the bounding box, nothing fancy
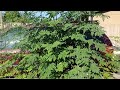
[94,11,120,24]
[94,11,120,47]
[94,11,120,35]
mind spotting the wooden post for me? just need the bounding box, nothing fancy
[90,12,93,23]
[0,11,3,30]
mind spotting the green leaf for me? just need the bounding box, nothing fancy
[26,66,33,72]
[99,60,105,66]
[90,63,100,73]
[56,62,64,72]
[103,72,110,78]
[52,41,61,48]
[70,33,85,41]
[62,23,73,31]
[58,50,69,60]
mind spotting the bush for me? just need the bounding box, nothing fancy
[2,11,119,79]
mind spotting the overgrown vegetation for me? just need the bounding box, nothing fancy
[0,11,120,79]
[3,11,39,23]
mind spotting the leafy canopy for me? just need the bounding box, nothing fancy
[1,11,119,79]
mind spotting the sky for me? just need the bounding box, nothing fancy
[1,11,47,17]
[35,11,47,17]
[1,11,61,18]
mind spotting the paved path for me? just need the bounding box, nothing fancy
[113,73,120,79]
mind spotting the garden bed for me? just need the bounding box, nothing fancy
[0,52,30,79]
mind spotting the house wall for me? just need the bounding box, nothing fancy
[94,11,120,47]
[94,11,120,36]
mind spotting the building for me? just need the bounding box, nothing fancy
[94,11,120,47]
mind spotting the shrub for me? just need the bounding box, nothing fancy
[4,11,119,79]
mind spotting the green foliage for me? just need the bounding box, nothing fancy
[13,11,118,79]
[19,11,40,24]
[3,11,40,24]
[3,11,21,22]
[1,11,120,79]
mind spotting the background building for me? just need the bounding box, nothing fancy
[94,11,120,47]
